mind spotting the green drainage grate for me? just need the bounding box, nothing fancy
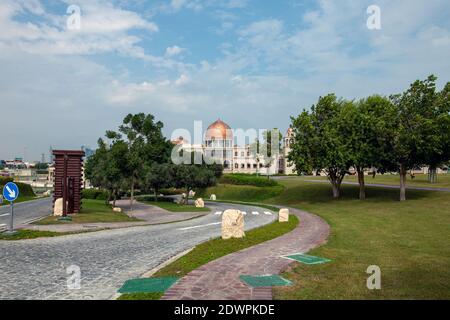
[282,253,331,265]
[118,277,178,294]
[239,275,292,288]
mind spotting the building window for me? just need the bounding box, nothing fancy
[241,152,244,157]
[247,164,251,169]
[247,152,250,157]
[253,164,257,169]
[235,163,239,169]
[235,151,238,157]
[241,164,245,169]
[259,164,263,168]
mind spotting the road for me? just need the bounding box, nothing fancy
[0,198,52,227]
[0,202,276,300]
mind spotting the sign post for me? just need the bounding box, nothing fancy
[2,182,19,235]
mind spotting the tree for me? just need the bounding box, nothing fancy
[289,94,352,198]
[106,113,172,210]
[173,165,217,204]
[339,96,396,200]
[389,75,450,200]
[144,163,172,201]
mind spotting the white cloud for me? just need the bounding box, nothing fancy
[165,45,185,57]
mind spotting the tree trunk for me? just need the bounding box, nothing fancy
[154,189,158,202]
[130,176,135,211]
[428,166,437,183]
[357,167,366,200]
[399,164,407,201]
[331,181,340,198]
[113,191,117,207]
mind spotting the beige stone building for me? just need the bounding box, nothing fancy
[173,119,296,175]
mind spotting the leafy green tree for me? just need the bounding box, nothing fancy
[389,75,450,200]
[289,94,352,198]
[173,165,217,204]
[106,113,172,210]
[144,163,173,202]
[339,96,396,200]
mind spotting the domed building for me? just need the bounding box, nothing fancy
[173,118,296,175]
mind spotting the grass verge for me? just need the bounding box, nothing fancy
[266,179,450,299]
[143,201,210,213]
[198,184,284,202]
[32,199,140,225]
[117,213,299,300]
[0,229,81,240]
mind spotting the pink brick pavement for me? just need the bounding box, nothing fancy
[162,207,330,300]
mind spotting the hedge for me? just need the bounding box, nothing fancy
[219,174,279,187]
[0,177,36,197]
[82,189,109,200]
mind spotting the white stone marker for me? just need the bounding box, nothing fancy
[222,209,245,240]
[53,198,64,216]
[195,198,205,208]
[210,194,217,201]
[278,208,289,222]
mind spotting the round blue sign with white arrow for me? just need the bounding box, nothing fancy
[3,182,19,202]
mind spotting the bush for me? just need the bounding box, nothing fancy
[0,178,35,197]
[82,189,109,200]
[136,195,174,203]
[219,174,279,187]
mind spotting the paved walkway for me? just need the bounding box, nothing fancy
[22,200,207,233]
[162,207,330,300]
[0,202,275,300]
[304,180,450,192]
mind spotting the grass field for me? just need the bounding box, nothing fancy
[198,184,284,202]
[143,200,210,213]
[118,214,299,300]
[299,173,450,189]
[202,177,450,299]
[0,196,43,206]
[33,199,140,225]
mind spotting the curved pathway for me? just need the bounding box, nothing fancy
[162,207,330,300]
[0,202,275,300]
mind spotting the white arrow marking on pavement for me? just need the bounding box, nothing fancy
[177,222,222,231]
[264,211,273,215]
[252,211,260,215]
[5,186,16,199]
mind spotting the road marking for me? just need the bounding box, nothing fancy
[0,213,10,217]
[241,211,247,215]
[264,211,273,215]
[252,211,259,215]
[214,211,223,215]
[177,222,222,231]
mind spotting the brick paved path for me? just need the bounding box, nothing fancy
[162,207,330,300]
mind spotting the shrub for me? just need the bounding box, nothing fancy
[0,178,35,197]
[220,174,279,187]
[82,189,109,200]
[136,195,174,203]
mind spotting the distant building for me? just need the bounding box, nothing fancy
[175,119,296,175]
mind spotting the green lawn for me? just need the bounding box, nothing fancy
[117,214,299,300]
[0,229,66,240]
[299,173,450,189]
[201,179,450,299]
[268,179,450,299]
[0,196,42,206]
[143,200,210,213]
[33,199,140,225]
[198,184,284,202]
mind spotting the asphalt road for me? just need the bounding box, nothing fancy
[0,198,52,227]
[0,202,276,300]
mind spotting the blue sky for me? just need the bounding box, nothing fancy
[0,0,449,160]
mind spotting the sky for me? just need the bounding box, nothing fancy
[0,0,449,161]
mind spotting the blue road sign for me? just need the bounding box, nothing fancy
[3,182,19,202]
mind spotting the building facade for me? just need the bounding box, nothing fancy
[173,119,296,175]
